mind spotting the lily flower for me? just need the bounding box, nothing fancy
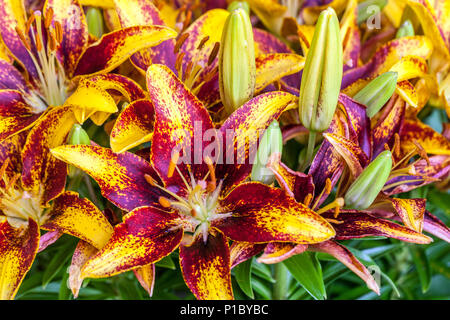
[50,64,336,300]
[110,1,305,121]
[0,0,177,142]
[0,133,113,300]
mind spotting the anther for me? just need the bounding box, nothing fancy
[182,10,192,32]
[158,196,172,208]
[316,197,344,215]
[204,156,216,191]
[15,27,31,51]
[303,193,313,207]
[168,151,180,178]
[44,8,54,29]
[54,21,63,44]
[412,139,430,166]
[208,42,220,66]
[326,218,344,224]
[174,32,189,54]
[197,36,209,50]
[144,174,158,186]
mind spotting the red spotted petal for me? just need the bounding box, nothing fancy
[423,210,450,243]
[21,106,76,205]
[400,119,450,156]
[0,130,26,178]
[230,242,265,268]
[179,229,233,300]
[217,91,297,193]
[69,240,98,298]
[257,242,308,264]
[50,144,164,211]
[110,99,154,153]
[391,198,426,233]
[133,263,156,297]
[37,230,62,253]
[215,182,335,244]
[147,64,214,190]
[309,241,380,294]
[324,210,432,244]
[81,206,182,279]
[0,60,30,93]
[0,217,39,300]
[114,0,176,72]
[0,90,41,142]
[74,25,177,77]
[42,191,113,249]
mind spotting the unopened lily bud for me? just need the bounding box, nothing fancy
[396,20,414,38]
[228,1,250,14]
[353,71,398,118]
[344,150,392,210]
[357,0,387,25]
[67,124,91,177]
[219,8,256,116]
[251,120,282,184]
[86,7,104,39]
[298,8,342,132]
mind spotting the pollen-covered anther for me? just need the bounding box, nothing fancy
[316,197,344,215]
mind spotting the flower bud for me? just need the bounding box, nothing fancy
[298,8,342,132]
[353,71,398,118]
[396,20,414,38]
[251,120,283,184]
[86,7,104,39]
[67,124,91,177]
[219,8,256,116]
[228,1,250,14]
[357,0,387,25]
[344,150,392,210]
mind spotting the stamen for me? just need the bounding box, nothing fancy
[15,27,31,51]
[412,139,430,166]
[144,174,158,186]
[303,193,313,207]
[316,197,344,215]
[159,196,172,208]
[184,61,193,82]
[393,133,401,159]
[204,156,216,189]
[174,32,189,54]
[326,218,344,224]
[197,36,209,50]
[25,14,36,33]
[208,42,220,66]
[182,10,192,32]
[312,178,332,210]
[168,151,180,178]
[175,52,185,78]
[54,21,63,44]
[44,7,53,29]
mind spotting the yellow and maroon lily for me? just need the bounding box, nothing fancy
[50,64,336,300]
[0,133,113,300]
[0,0,177,142]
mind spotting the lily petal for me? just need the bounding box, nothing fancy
[133,263,155,297]
[230,242,265,268]
[0,90,41,142]
[81,206,182,279]
[73,25,177,77]
[147,64,214,189]
[69,240,98,298]
[37,230,62,253]
[400,119,450,155]
[50,144,164,211]
[257,242,308,264]
[179,229,233,300]
[309,241,380,294]
[42,191,113,249]
[21,106,76,205]
[113,0,176,72]
[423,210,450,242]
[110,99,154,153]
[391,198,425,232]
[215,182,335,244]
[324,210,432,244]
[0,217,39,300]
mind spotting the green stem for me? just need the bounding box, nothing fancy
[273,263,288,300]
[301,131,317,172]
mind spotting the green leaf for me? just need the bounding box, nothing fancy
[58,268,72,300]
[234,258,254,298]
[252,277,272,300]
[252,261,276,283]
[409,245,432,293]
[155,255,176,270]
[42,239,76,288]
[283,252,326,300]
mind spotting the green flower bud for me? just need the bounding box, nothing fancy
[298,8,342,132]
[227,1,250,14]
[219,8,256,116]
[357,0,387,25]
[86,7,104,39]
[353,71,398,118]
[344,150,392,210]
[396,20,414,38]
[251,120,283,184]
[67,124,91,178]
